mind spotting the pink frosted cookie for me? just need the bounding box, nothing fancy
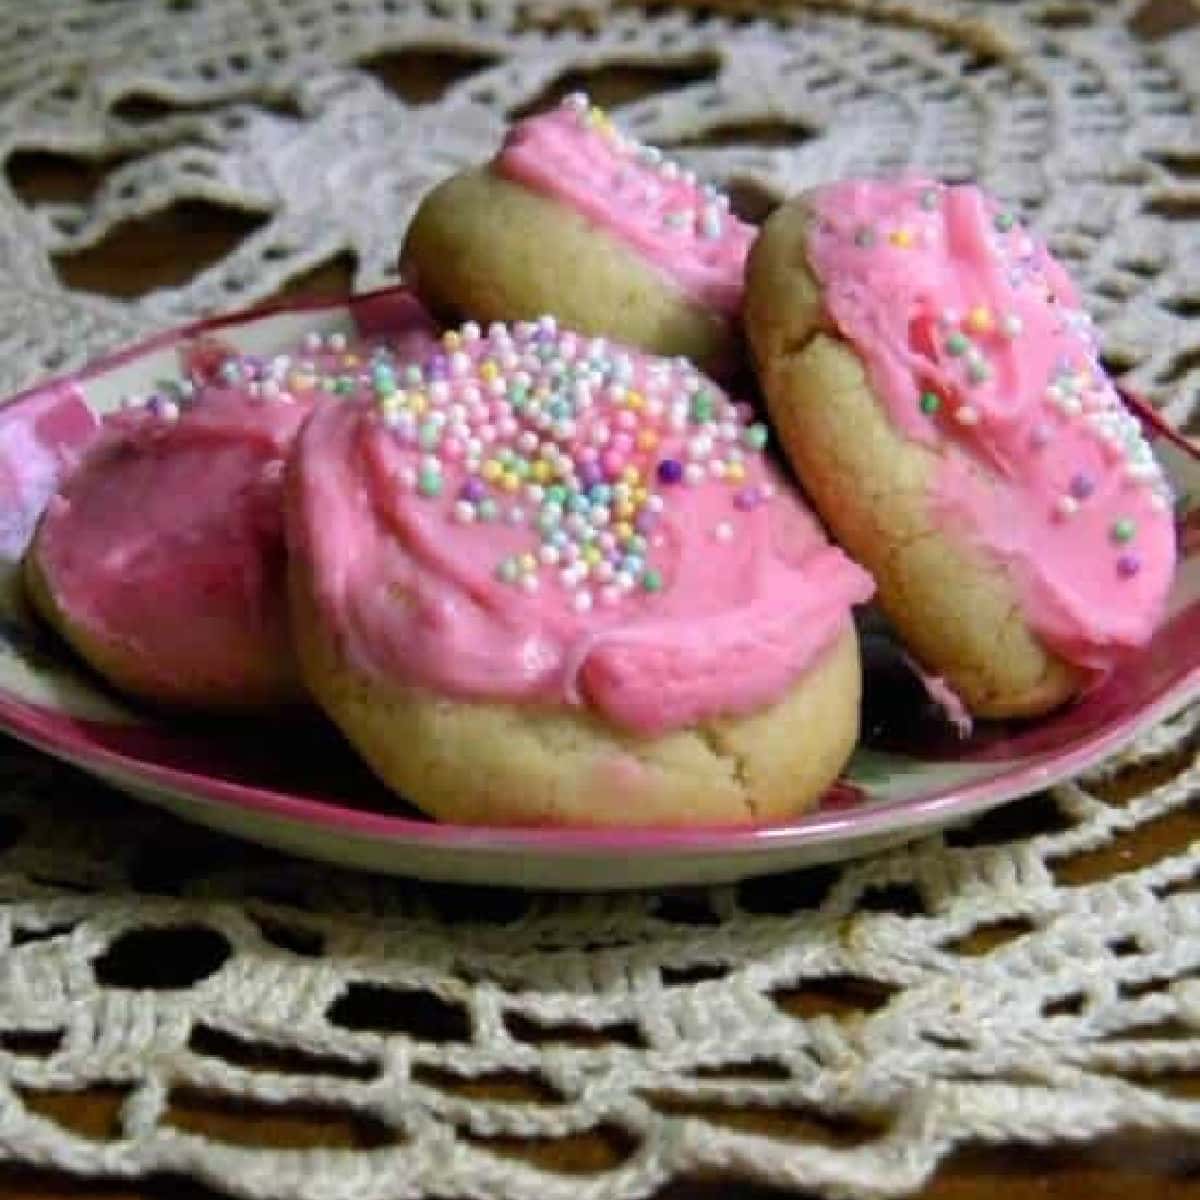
[746,178,1176,718]
[401,94,755,378]
[26,309,438,711]
[287,318,874,827]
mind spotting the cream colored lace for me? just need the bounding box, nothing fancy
[0,2,1197,1196]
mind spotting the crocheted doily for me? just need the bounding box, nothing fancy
[0,2,1198,1196]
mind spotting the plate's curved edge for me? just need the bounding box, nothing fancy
[0,290,1195,875]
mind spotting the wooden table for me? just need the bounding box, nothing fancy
[2,1,1198,1197]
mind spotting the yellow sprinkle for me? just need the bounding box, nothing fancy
[289,373,313,391]
[342,354,360,367]
[625,390,644,410]
[442,331,461,350]
[532,461,552,483]
[621,465,641,485]
[633,487,648,505]
[614,521,634,541]
[479,361,499,382]
[583,545,602,566]
[615,501,635,520]
[726,461,746,483]
[889,228,914,248]
[500,471,520,492]
[409,393,427,414]
[482,460,502,482]
[636,430,659,452]
[965,305,993,334]
[519,553,537,573]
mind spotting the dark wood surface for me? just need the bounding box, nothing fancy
[2,1,1198,1197]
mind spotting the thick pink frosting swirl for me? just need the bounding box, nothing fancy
[34,313,438,704]
[806,178,1176,673]
[495,96,755,316]
[290,319,873,733]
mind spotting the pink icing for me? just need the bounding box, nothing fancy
[806,178,1176,675]
[35,320,438,703]
[495,96,755,316]
[290,319,874,734]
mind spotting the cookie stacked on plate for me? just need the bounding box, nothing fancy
[24,95,1177,827]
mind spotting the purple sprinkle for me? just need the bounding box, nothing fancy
[428,353,449,379]
[580,463,605,489]
[1069,472,1095,500]
[1029,423,1052,450]
[461,478,486,503]
[1117,553,1141,579]
[243,355,267,379]
[657,459,684,485]
[145,394,166,416]
[635,511,658,535]
[733,487,761,512]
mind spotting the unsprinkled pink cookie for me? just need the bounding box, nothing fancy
[746,178,1176,718]
[26,301,438,711]
[402,94,755,378]
[287,317,875,827]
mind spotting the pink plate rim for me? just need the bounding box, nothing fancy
[1,287,1197,859]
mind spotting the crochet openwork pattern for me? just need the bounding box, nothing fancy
[0,2,1197,1196]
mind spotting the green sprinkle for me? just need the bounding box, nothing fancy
[919,391,941,415]
[690,392,715,423]
[547,485,568,506]
[418,468,442,498]
[1111,518,1137,544]
[496,557,520,584]
[920,188,939,211]
[743,423,769,451]
[478,498,499,522]
[994,212,1016,232]
[404,365,423,385]
[419,421,441,449]
[946,332,970,357]
[854,226,876,248]
[642,569,663,593]
[967,359,991,384]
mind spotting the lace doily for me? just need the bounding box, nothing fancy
[0,2,1198,1196]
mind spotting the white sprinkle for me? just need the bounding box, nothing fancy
[430,380,450,402]
[327,332,347,352]
[714,521,735,542]
[646,495,665,513]
[303,331,323,351]
[709,460,727,479]
[600,585,621,606]
[1055,495,1079,519]
[462,321,481,342]
[1001,313,1023,338]
[595,561,615,583]
[614,571,635,591]
[685,463,705,486]
[488,377,507,396]
[397,466,417,490]
[1150,491,1170,512]
[954,405,980,426]
[453,501,476,524]
[507,507,526,526]
[537,315,557,335]
[540,545,560,566]
[521,575,540,595]
[573,591,593,613]
[450,352,471,377]
[688,434,714,460]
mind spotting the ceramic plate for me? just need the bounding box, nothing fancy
[0,288,1197,889]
